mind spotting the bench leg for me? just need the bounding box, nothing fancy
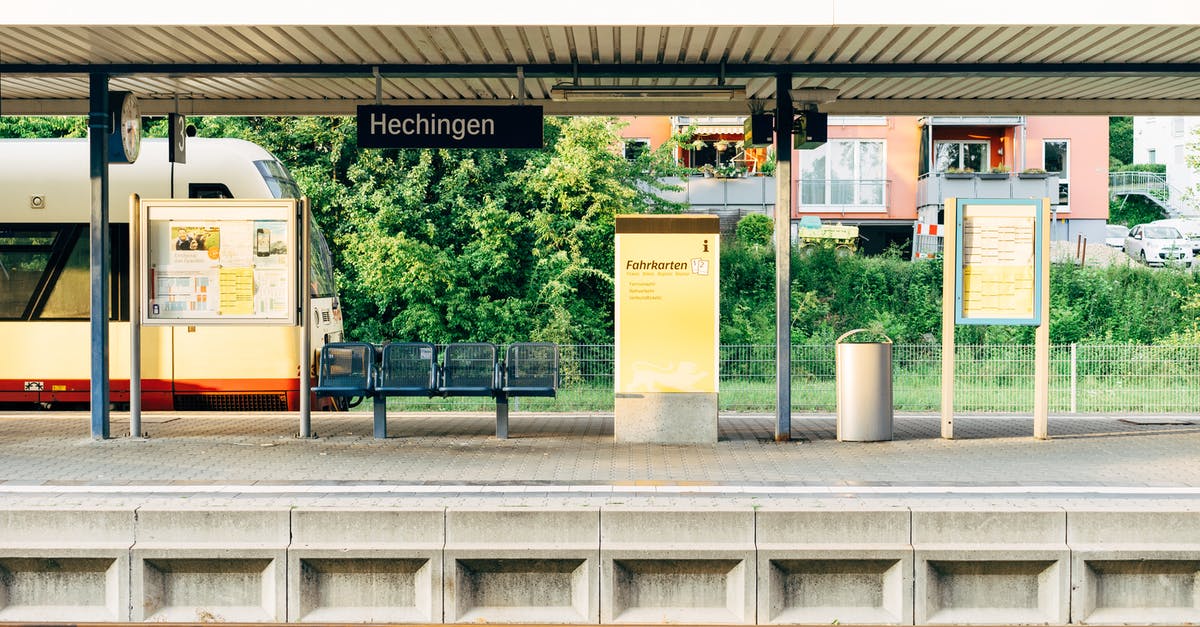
[495,393,509,439]
[373,395,387,439]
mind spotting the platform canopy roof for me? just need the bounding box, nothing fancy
[3,0,1200,116]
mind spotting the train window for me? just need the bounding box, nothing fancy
[309,227,336,298]
[254,159,301,199]
[189,183,234,199]
[0,224,126,321]
[0,241,51,317]
[39,233,90,318]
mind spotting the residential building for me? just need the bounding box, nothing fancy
[1133,116,1200,205]
[619,115,1110,256]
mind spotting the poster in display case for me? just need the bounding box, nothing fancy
[139,198,299,325]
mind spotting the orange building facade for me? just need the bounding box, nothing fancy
[618,115,1110,255]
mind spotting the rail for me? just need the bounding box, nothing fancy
[1109,171,1199,218]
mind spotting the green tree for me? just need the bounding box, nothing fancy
[1109,116,1133,166]
[0,116,88,138]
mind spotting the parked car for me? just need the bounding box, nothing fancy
[1105,224,1130,248]
[1124,224,1194,268]
[1150,218,1200,253]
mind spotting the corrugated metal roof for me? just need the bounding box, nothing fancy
[1,24,1200,115]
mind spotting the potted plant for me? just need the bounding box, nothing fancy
[715,163,744,178]
[943,167,975,179]
[1018,167,1052,179]
[978,165,1011,179]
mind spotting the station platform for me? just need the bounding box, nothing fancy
[0,410,1198,624]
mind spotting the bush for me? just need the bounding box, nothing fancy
[735,214,773,247]
[1111,163,1167,174]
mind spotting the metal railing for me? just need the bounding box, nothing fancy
[380,343,1200,414]
[1109,171,1199,218]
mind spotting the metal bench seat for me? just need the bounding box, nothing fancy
[377,342,438,396]
[438,342,499,397]
[501,342,559,397]
[312,341,376,397]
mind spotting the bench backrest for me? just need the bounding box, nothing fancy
[315,341,376,393]
[440,342,498,393]
[378,342,438,393]
[503,342,559,392]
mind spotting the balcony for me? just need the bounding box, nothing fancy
[916,172,1061,209]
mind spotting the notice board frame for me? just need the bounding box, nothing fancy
[953,197,1046,326]
[138,198,299,326]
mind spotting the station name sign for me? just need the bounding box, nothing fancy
[357,104,543,149]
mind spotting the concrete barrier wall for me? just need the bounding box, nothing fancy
[0,506,1197,623]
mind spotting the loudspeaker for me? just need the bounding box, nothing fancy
[743,113,774,147]
[794,111,827,149]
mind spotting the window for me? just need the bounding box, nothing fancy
[1043,140,1069,206]
[623,138,650,160]
[800,140,886,208]
[0,224,126,321]
[1149,149,1157,164]
[1173,118,1185,137]
[934,140,989,172]
[254,159,302,198]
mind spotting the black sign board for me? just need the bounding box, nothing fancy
[357,105,543,149]
[168,113,187,164]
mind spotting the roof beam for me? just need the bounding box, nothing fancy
[4,61,1200,80]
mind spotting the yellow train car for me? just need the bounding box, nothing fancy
[0,138,343,410]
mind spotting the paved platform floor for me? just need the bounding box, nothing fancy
[0,411,1197,509]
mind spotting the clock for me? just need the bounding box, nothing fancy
[108,91,141,163]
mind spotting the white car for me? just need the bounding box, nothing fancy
[1150,218,1200,254]
[1104,224,1129,248]
[1124,224,1194,268]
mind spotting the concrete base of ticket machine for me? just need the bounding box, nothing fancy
[614,393,718,444]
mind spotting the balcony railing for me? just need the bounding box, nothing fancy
[916,171,1061,208]
[796,179,890,213]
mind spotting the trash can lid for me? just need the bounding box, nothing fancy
[836,328,893,344]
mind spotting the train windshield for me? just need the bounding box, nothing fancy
[310,226,336,299]
[254,159,302,199]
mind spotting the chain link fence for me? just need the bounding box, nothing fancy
[383,343,1200,413]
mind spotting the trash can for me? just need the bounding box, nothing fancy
[835,329,894,441]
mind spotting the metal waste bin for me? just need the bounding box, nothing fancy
[835,329,894,441]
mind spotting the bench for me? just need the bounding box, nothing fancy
[313,341,559,439]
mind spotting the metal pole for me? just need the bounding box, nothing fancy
[1070,343,1078,414]
[299,198,313,437]
[89,73,111,440]
[774,73,793,441]
[129,194,142,438]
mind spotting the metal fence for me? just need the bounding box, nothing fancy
[384,343,1200,414]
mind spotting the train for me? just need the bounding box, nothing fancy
[0,137,343,410]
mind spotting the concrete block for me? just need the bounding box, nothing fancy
[614,392,718,444]
[913,510,1068,625]
[913,509,1066,549]
[918,554,1064,625]
[131,509,289,622]
[135,508,290,548]
[297,557,436,623]
[1072,552,1200,624]
[0,509,133,621]
[757,509,912,624]
[444,508,599,623]
[1068,510,1200,549]
[0,509,134,549]
[601,508,755,624]
[0,555,125,621]
[289,509,444,623]
[1069,510,1200,624]
[134,555,282,622]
